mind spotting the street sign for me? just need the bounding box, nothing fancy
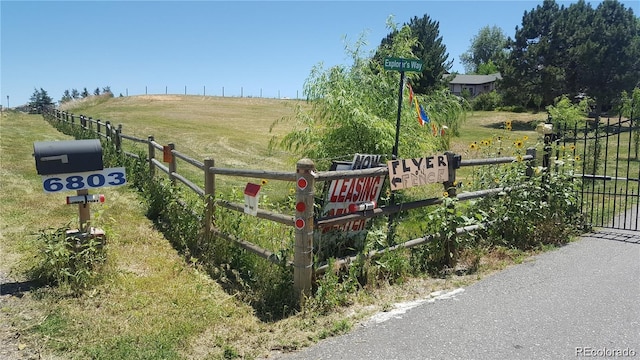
[384,57,423,72]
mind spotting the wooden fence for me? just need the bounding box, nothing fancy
[43,108,536,299]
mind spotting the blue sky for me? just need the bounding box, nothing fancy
[2,1,638,107]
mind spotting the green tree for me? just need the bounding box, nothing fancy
[501,0,639,110]
[546,94,591,129]
[71,88,80,99]
[93,87,101,96]
[576,0,640,114]
[60,90,72,104]
[501,0,564,108]
[271,20,466,169]
[476,60,500,75]
[460,25,508,74]
[81,88,89,98]
[29,88,54,113]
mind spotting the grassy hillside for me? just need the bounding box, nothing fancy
[1,97,546,359]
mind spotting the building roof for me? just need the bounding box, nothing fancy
[448,73,502,85]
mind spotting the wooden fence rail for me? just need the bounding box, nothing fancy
[44,108,537,299]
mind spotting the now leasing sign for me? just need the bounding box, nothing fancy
[387,155,449,190]
[323,154,386,232]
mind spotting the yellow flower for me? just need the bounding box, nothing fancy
[494,178,500,184]
[561,145,566,151]
[570,145,576,151]
[516,155,524,162]
[523,135,529,141]
[514,140,524,148]
[261,179,268,186]
[504,120,512,130]
[469,142,478,150]
[575,155,581,161]
[443,191,449,198]
[289,188,295,195]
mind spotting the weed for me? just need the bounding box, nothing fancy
[30,226,107,295]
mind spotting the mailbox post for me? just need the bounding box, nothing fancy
[33,139,126,236]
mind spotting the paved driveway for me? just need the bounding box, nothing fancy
[276,229,640,360]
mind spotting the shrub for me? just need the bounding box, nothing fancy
[472,91,502,111]
[31,226,107,295]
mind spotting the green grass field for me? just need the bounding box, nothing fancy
[0,96,576,359]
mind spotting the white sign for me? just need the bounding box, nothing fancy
[322,154,385,232]
[387,155,449,190]
[41,167,127,193]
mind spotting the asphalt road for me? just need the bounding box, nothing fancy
[276,229,640,360]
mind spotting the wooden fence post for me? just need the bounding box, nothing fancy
[105,121,111,141]
[168,143,176,185]
[96,119,102,135]
[148,136,155,177]
[444,151,458,197]
[443,151,459,268]
[204,158,215,236]
[294,158,315,303]
[116,124,123,152]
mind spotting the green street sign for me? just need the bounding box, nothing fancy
[384,57,423,72]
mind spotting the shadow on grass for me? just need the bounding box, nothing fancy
[0,279,44,297]
[483,119,538,131]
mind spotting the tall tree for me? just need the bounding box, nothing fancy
[374,14,452,94]
[501,0,564,108]
[460,25,508,74]
[29,88,54,113]
[577,0,640,113]
[501,0,639,110]
[60,90,72,104]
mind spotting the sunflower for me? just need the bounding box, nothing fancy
[514,140,524,148]
[443,191,449,198]
[469,142,478,150]
[516,155,524,162]
[505,120,513,131]
[261,179,268,186]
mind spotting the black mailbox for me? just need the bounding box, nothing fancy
[34,139,103,175]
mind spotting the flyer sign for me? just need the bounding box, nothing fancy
[387,154,449,190]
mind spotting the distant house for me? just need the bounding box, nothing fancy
[448,73,502,97]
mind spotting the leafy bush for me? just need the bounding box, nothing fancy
[472,91,502,111]
[31,226,107,294]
